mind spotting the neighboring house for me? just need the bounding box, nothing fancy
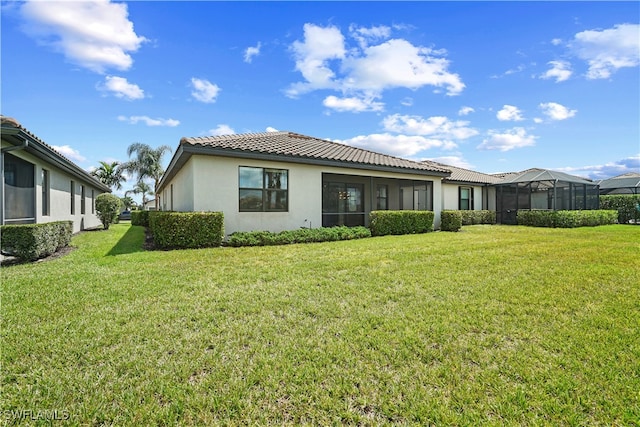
[1,116,111,233]
[597,172,640,195]
[144,198,157,211]
[494,168,600,224]
[156,131,452,234]
[435,163,501,212]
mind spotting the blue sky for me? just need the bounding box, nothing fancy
[2,1,639,200]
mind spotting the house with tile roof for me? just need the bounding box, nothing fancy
[434,162,502,212]
[156,131,452,234]
[1,116,111,232]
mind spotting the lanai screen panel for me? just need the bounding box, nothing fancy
[496,169,600,224]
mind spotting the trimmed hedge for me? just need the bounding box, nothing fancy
[441,211,462,232]
[149,211,224,249]
[600,195,640,224]
[131,210,150,227]
[1,221,73,261]
[517,210,618,228]
[369,210,434,236]
[227,226,371,247]
[460,210,496,225]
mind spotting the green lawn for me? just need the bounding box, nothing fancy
[2,224,639,425]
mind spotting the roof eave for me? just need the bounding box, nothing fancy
[2,127,111,193]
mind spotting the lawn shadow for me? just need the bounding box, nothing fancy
[106,225,146,256]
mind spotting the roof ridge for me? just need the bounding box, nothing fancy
[181,130,450,173]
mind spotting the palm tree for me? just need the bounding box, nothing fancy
[131,181,153,208]
[121,143,172,209]
[91,160,126,191]
[120,195,135,211]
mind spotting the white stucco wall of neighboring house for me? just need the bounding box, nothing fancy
[2,144,106,233]
[161,154,446,235]
[486,186,496,211]
[442,182,496,211]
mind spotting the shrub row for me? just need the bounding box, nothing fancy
[517,210,618,228]
[460,210,496,225]
[441,211,463,232]
[600,195,640,224]
[148,211,224,249]
[227,226,371,247]
[131,210,150,227]
[369,210,434,236]
[0,221,73,261]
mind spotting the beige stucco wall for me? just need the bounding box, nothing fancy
[162,154,446,235]
[162,156,195,212]
[2,144,106,232]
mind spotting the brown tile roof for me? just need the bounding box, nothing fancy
[179,131,451,174]
[432,162,502,184]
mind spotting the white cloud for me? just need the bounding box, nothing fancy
[52,145,86,162]
[491,64,526,79]
[208,124,235,136]
[20,0,147,73]
[338,133,456,158]
[400,97,414,107]
[349,24,392,48]
[117,115,180,127]
[100,76,144,100]
[538,102,577,121]
[343,38,465,95]
[382,114,478,140]
[478,127,537,152]
[287,23,346,96]
[265,126,279,133]
[428,155,474,170]
[540,60,573,82]
[496,105,524,122]
[556,155,640,180]
[191,78,220,103]
[244,42,261,63]
[458,106,475,116]
[323,95,384,113]
[571,23,640,79]
[286,23,464,103]
[551,38,563,46]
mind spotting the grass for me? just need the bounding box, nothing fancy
[2,223,639,425]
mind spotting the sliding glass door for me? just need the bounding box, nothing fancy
[322,182,365,227]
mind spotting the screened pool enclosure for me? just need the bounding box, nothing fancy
[495,169,599,224]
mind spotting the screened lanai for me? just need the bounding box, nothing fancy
[597,172,640,195]
[495,168,599,224]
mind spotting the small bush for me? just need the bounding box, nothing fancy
[460,210,496,225]
[369,211,434,236]
[95,193,122,230]
[149,211,224,249]
[600,195,640,224]
[1,221,73,261]
[517,210,618,228]
[227,226,371,247]
[441,211,462,232]
[131,210,150,227]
